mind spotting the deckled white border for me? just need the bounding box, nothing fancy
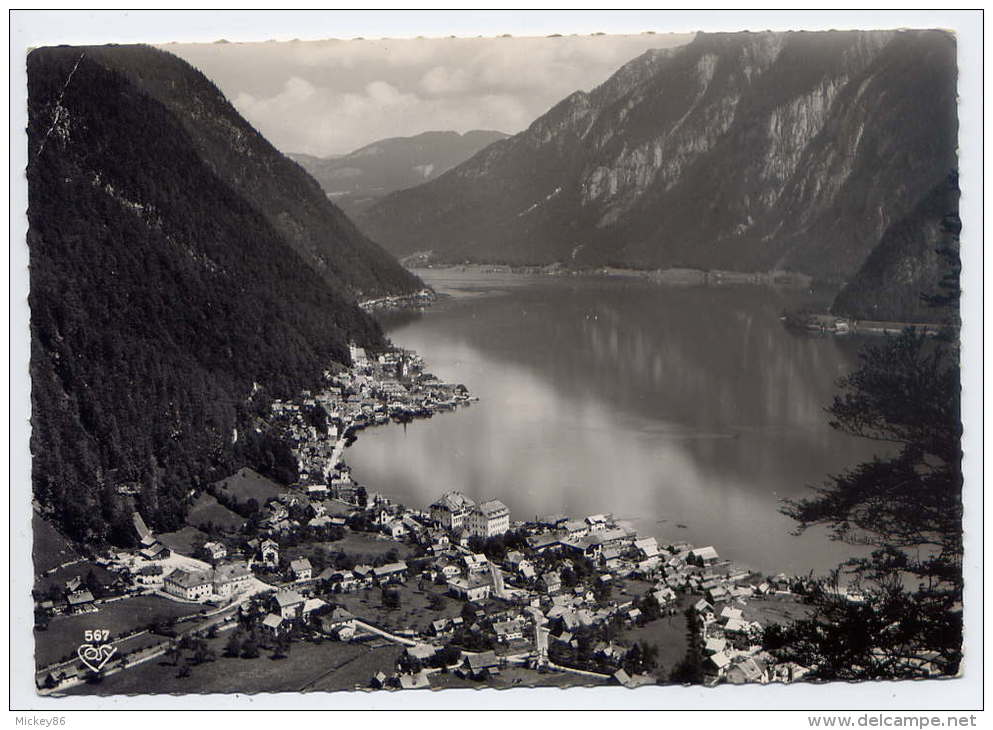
[8,8,984,712]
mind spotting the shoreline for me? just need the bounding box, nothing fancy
[404,261,817,290]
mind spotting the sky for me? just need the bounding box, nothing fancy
[163,33,693,157]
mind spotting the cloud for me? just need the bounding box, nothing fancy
[419,66,472,96]
[165,33,693,155]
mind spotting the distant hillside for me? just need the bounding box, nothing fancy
[359,30,957,287]
[832,174,960,324]
[26,45,403,544]
[290,130,509,215]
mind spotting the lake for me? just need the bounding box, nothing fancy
[347,269,882,576]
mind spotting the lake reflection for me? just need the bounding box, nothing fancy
[347,271,880,576]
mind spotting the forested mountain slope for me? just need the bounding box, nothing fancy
[26,45,402,544]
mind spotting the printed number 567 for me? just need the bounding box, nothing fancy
[84,629,109,642]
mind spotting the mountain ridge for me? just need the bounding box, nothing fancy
[358,30,957,286]
[290,129,510,216]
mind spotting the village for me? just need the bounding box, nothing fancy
[33,343,821,695]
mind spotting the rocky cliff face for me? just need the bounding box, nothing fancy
[359,30,957,283]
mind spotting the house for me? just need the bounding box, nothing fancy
[585,514,608,532]
[66,589,95,613]
[720,606,743,623]
[273,589,305,620]
[612,669,655,688]
[319,569,358,592]
[462,553,489,574]
[429,491,475,530]
[352,564,375,586]
[261,539,279,567]
[303,597,327,616]
[707,651,732,675]
[707,586,730,603]
[308,515,332,529]
[691,546,720,566]
[462,651,500,679]
[202,541,227,561]
[290,558,312,582]
[467,500,511,538]
[138,541,171,562]
[634,537,660,559]
[704,637,728,655]
[436,561,462,580]
[427,530,450,552]
[385,520,406,540]
[636,558,661,576]
[601,546,622,570]
[519,561,536,580]
[163,568,213,601]
[527,533,565,553]
[538,572,562,595]
[135,564,163,585]
[492,619,525,643]
[213,561,252,597]
[431,619,451,636]
[319,607,356,638]
[373,562,408,585]
[261,613,284,636]
[727,657,766,685]
[693,599,714,618]
[399,671,431,690]
[447,575,491,602]
[563,520,588,539]
[305,484,329,499]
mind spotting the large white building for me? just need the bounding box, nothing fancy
[163,568,213,601]
[467,500,511,539]
[430,491,476,530]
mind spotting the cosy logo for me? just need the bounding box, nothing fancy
[77,629,115,673]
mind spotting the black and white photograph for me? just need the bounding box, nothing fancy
[9,8,982,714]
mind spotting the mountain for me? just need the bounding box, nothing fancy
[77,45,423,299]
[358,30,957,284]
[26,45,413,544]
[831,174,960,324]
[289,130,509,216]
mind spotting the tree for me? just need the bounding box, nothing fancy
[777,329,962,679]
[381,588,401,610]
[240,638,260,659]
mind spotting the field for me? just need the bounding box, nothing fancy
[619,614,689,678]
[36,595,205,668]
[34,560,118,597]
[214,467,286,507]
[333,581,464,634]
[428,665,610,690]
[64,634,403,695]
[740,594,812,627]
[290,531,417,568]
[158,526,209,555]
[33,512,80,574]
[186,493,245,531]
